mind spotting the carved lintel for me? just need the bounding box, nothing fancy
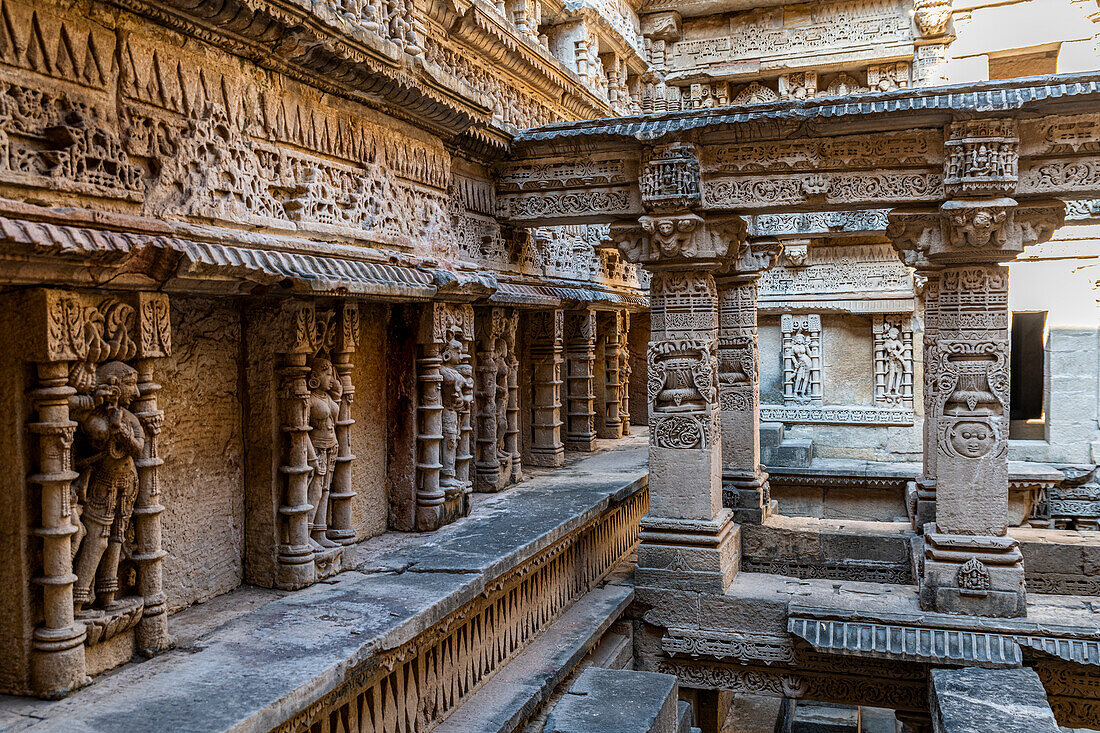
[610,213,748,268]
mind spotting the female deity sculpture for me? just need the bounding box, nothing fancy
[307,357,342,550]
[71,361,145,615]
[439,329,469,491]
[788,331,813,401]
[883,325,905,400]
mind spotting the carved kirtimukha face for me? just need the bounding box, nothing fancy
[950,421,994,458]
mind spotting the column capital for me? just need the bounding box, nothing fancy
[717,237,783,281]
[887,198,1065,266]
[608,212,749,270]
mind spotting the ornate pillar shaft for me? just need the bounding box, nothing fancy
[888,118,1065,617]
[328,304,359,546]
[529,309,565,467]
[620,311,631,436]
[416,303,474,528]
[29,358,85,697]
[564,308,598,451]
[474,307,518,492]
[598,310,624,440]
[609,202,747,594]
[277,348,316,589]
[715,239,781,524]
[915,268,942,532]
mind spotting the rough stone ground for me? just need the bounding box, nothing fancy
[0,434,647,733]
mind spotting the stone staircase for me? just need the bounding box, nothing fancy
[760,422,815,469]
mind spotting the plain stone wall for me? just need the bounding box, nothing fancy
[159,296,246,613]
[759,317,783,404]
[822,315,873,405]
[350,304,390,541]
[0,297,32,693]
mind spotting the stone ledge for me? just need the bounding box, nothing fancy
[0,438,648,733]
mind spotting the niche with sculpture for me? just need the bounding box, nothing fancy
[474,308,521,492]
[781,314,822,405]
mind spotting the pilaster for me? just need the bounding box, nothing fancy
[715,238,782,525]
[564,308,598,452]
[598,310,625,440]
[474,307,522,492]
[529,309,565,467]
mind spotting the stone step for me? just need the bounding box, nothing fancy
[435,579,634,733]
[772,438,815,468]
[790,701,859,732]
[544,667,682,733]
[759,422,785,448]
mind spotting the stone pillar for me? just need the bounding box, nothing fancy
[610,211,747,593]
[130,293,173,658]
[475,307,521,492]
[275,301,322,590]
[598,310,624,440]
[564,308,598,451]
[27,298,86,697]
[416,303,474,528]
[327,304,359,546]
[529,309,565,467]
[888,119,1064,617]
[620,311,632,436]
[915,267,942,533]
[715,239,781,524]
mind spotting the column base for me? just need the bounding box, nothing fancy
[565,436,598,452]
[597,424,624,440]
[416,488,470,531]
[528,446,565,467]
[912,475,936,534]
[920,526,1026,618]
[31,625,88,699]
[722,469,773,524]
[276,546,318,590]
[636,510,741,594]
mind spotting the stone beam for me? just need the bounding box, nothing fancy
[496,73,1100,226]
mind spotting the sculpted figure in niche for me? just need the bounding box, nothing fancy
[439,328,471,490]
[307,357,342,549]
[787,331,812,401]
[71,361,145,615]
[883,325,905,398]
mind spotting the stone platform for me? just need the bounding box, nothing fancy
[0,436,648,732]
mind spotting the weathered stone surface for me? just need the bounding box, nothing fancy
[544,668,680,733]
[929,667,1059,733]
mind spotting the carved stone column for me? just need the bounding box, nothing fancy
[716,239,781,525]
[475,308,521,492]
[417,303,474,529]
[275,301,323,590]
[598,310,624,440]
[130,293,173,658]
[564,308,598,451]
[529,309,565,467]
[327,304,359,546]
[610,210,747,593]
[620,311,632,436]
[888,119,1064,617]
[23,290,173,697]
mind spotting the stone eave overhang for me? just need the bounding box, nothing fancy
[787,605,1100,670]
[0,200,645,304]
[508,72,1100,148]
[115,0,499,141]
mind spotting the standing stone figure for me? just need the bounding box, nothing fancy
[787,331,812,401]
[494,337,511,481]
[439,328,471,490]
[307,357,342,550]
[883,325,905,399]
[71,361,145,615]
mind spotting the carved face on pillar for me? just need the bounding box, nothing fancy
[949,420,995,458]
